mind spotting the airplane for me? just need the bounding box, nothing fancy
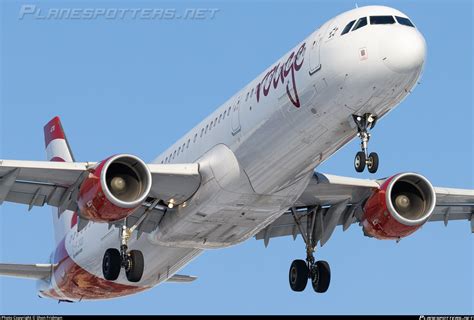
[0,5,473,302]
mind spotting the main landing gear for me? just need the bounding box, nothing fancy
[288,208,331,294]
[353,113,379,174]
[102,225,144,283]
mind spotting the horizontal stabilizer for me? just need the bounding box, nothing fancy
[166,274,197,283]
[0,263,52,280]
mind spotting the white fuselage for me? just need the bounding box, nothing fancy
[38,5,426,300]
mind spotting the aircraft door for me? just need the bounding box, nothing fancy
[231,98,241,135]
[309,33,322,75]
[309,19,339,75]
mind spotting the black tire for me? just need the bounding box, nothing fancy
[354,151,366,173]
[289,259,309,292]
[102,248,121,281]
[367,152,379,174]
[126,250,144,283]
[311,260,331,293]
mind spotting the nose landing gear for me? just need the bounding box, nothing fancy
[353,113,379,174]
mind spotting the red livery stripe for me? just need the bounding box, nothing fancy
[70,212,78,228]
[41,236,147,301]
[44,116,66,147]
[50,156,66,162]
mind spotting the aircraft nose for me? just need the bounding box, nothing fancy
[381,28,426,73]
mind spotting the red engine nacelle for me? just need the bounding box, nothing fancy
[77,154,152,223]
[361,173,436,240]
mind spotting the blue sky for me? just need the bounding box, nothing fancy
[0,0,472,315]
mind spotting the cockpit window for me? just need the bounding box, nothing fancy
[395,16,415,27]
[370,15,396,25]
[352,17,367,31]
[341,20,356,36]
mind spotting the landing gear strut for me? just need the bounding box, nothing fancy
[353,113,379,174]
[102,200,163,283]
[102,224,144,283]
[288,208,331,294]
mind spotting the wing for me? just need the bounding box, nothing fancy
[0,159,201,233]
[0,263,53,280]
[0,160,93,211]
[0,160,200,209]
[256,172,474,246]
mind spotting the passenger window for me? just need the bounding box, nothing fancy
[200,128,204,137]
[205,124,208,134]
[395,16,415,27]
[187,139,190,148]
[228,106,231,115]
[178,146,181,155]
[223,110,227,118]
[210,121,213,130]
[352,17,368,31]
[173,151,176,159]
[341,20,356,35]
[182,143,185,151]
[370,16,395,25]
[219,114,222,123]
[214,117,217,126]
[194,133,197,143]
